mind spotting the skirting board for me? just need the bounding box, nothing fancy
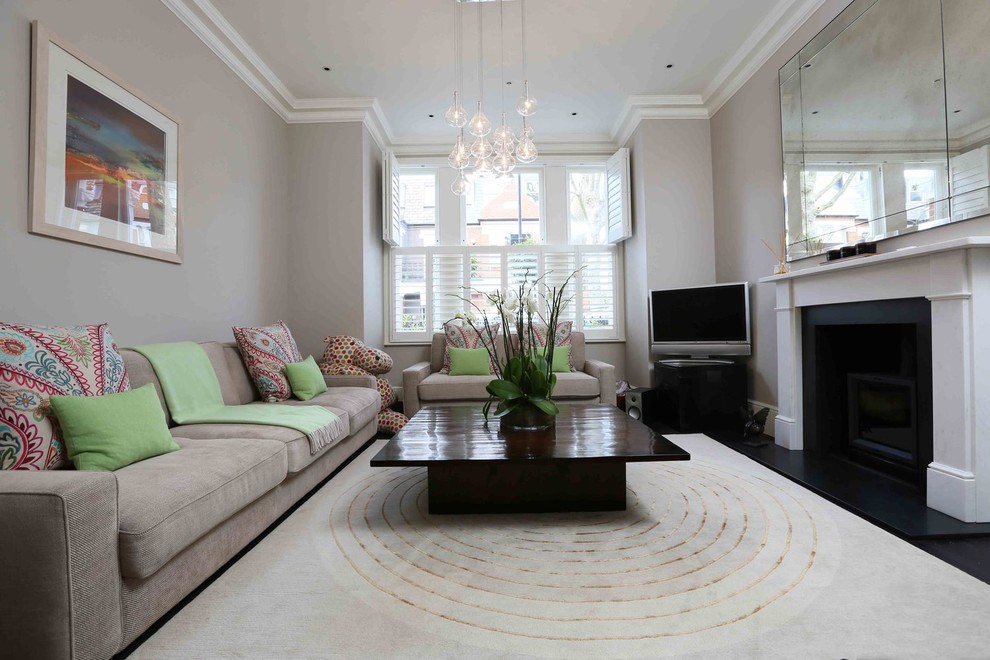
[747,400,778,438]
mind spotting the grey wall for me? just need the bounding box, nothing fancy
[0,0,290,347]
[286,122,386,360]
[710,0,990,408]
[624,119,717,387]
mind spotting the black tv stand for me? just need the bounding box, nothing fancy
[653,359,747,433]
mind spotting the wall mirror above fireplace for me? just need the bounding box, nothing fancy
[780,0,990,261]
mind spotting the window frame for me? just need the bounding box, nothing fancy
[564,163,608,246]
[385,154,625,346]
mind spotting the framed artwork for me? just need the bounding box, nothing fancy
[29,21,182,264]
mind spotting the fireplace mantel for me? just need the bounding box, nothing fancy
[760,236,990,522]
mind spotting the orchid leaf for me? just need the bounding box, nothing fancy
[530,398,560,416]
[487,379,524,400]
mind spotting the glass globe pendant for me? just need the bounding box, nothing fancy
[470,135,494,159]
[519,116,534,139]
[444,91,468,128]
[516,136,538,164]
[467,101,492,137]
[473,154,494,177]
[492,149,516,175]
[516,80,538,117]
[448,131,470,170]
[492,112,516,151]
[451,171,469,196]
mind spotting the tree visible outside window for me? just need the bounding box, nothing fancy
[568,169,607,244]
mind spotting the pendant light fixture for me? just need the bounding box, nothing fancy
[446,0,539,194]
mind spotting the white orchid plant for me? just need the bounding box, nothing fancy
[452,268,581,422]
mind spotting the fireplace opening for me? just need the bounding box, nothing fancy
[848,373,919,481]
[802,299,933,491]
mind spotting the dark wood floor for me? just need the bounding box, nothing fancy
[649,421,990,586]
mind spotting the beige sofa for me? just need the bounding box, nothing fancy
[0,341,381,660]
[403,331,616,417]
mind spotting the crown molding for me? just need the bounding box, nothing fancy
[704,0,829,116]
[390,134,618,158]
[610,96,709,147]
[162,0,828,148]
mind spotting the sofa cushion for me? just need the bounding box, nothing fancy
[170,409,348,474]
[1,322,130,470]
[277,387,380,435]
[419,370,600,401]
[231,321,303,403]
[440,322,499,374]
[115,436,287,579]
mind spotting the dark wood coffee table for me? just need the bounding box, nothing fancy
[370,404,690,514]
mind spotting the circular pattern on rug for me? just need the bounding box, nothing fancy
[330,460,820,642]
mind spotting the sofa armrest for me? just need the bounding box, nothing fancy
[323,374,377,390]
[0,471,122,660]
[583,359,617,406]
[403,361,433,418]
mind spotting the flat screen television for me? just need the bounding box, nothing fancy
[650,282,751,357]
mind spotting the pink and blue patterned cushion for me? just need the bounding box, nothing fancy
[232,321,303,403]
[0,323,130,470]
[441,322,501,374]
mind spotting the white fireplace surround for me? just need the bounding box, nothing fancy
[761,237,990,523]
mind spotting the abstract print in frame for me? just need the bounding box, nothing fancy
[29,21,182,263]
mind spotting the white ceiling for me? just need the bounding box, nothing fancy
[162,0,829,149]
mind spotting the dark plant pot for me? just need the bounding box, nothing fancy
[499,400,557,433]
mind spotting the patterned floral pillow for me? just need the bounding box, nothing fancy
[232,321,303,403]
[523,321,575,371]
[441,322,500,375]
[0,323,130,470]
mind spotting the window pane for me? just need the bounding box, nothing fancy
[393,253,427,333]
[904,166,939,225]
[465,172,541,246]
[398,172,436,247]
[568,169,607,245]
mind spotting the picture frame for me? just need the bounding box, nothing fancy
[29,21,183,264]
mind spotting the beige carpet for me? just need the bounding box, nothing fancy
[133,435,990,659]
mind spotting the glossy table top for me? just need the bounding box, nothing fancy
[370,404,691,466]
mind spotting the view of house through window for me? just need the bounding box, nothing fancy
[465,171,541,246]
[397,170,437,247]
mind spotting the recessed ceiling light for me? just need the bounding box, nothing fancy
[812,110,819,115]
[666,64,673,69]
[954,109,962,113]
[429,114,435,118]
[323,66,332,72]
[571,112,578,116]
[506,81,512,85]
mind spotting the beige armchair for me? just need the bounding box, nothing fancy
[403,331,616,418]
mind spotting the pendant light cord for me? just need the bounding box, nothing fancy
[521,0,527,82]
[477,2,484,107]
[499,0,505,112]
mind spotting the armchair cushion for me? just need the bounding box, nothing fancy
[440,322,500,374]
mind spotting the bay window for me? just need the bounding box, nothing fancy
[384,150,629,344]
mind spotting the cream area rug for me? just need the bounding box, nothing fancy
[133,435,990,659]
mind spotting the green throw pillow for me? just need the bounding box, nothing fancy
[285,356,328,401]
[536,346,571,373]
[551,346,571,373]
[448,347,491,376]
[49,383,180,471]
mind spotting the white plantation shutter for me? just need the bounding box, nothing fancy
[507,251,539,291]
[579,249,617,334]
[543,250,577,325]
[469,252,502,321]
[432,252,465,330]
[950,146,990,220]
[606,148,632,243]
[392,252,428,340]
[382,150,401,246]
